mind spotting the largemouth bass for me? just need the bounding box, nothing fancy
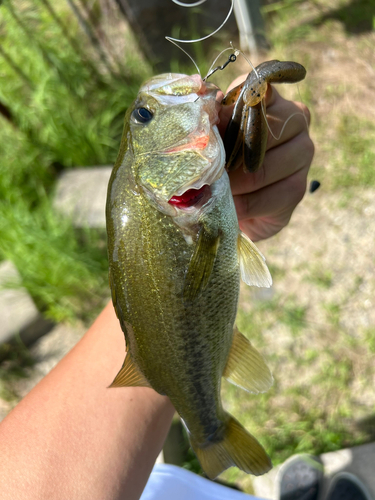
[106,72,274,478]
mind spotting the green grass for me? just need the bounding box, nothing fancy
[219,275,375,489]
[324,302,341,328]
[279,299,307,336]
[264,0,375,45]
[364,328,375,354]
[238,292,307,339]
[223,377,364,468]
[222,341,367,470]
[0,202,109,321]
[311,113,375,192]
[305,267,333,289]
[263,0,375,194]
[0,0,150,321]
[331,115,375,188]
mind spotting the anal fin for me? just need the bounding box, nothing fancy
[223,326,273,393]
[109,353,151,389]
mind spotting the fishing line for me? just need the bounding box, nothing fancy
[166,0,235,75]
[171,0,207,7]
[229,44,259,79]
[167,1,309,144]
[260,84,309,141]
[166,37,201,75]
[296,83,310,130]
[167,0,234,43]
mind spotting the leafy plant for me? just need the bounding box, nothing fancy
[0,0,150,320]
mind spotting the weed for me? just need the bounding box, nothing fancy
[0,0,149,321]
[304,349,319,363]
[331,115,375,189]
[364,328,375,354]
[305,268,333,289]
[267,263,286,281]
[324,302,341,328]
[0,202,109,322]
[223,378,365,469]
[279,298,307,336]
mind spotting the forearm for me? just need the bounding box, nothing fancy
[0,302,174,500]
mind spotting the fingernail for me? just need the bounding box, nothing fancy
[309,180,320,193]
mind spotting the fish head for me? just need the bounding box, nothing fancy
[127,73,226,217]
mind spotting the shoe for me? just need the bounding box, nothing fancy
[278,454,324,500]
[325,472,372,500]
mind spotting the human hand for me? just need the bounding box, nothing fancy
[218,76,314,242]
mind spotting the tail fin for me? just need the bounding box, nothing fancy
[190,415,272,479]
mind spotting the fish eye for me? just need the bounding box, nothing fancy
[131,107,153,124]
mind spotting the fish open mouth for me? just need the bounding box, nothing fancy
[168,184,211,209]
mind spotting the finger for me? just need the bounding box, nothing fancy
[233,167,308,241]
[234,166,308,220]
[266,89,311,150]
[230,129,314,195]
[218,75,310,148]
[227,74,246,90]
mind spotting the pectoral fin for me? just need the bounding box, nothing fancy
[223,326,273,393]
[183,228,221,302]
[238,231,272,288]
[109,353,151,389]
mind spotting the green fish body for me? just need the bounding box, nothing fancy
[106,73,273,478]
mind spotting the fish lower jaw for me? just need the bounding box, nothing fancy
[168,162,225,213]
[168,184,212,211]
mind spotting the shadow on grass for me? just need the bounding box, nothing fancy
[0,339,35,402]
[311,0,374,35]
[355,414,375,442]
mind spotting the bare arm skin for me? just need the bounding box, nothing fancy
[0,83,314,500]
[0,302,175,500]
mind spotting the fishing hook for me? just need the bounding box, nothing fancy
[203,53,237,81]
